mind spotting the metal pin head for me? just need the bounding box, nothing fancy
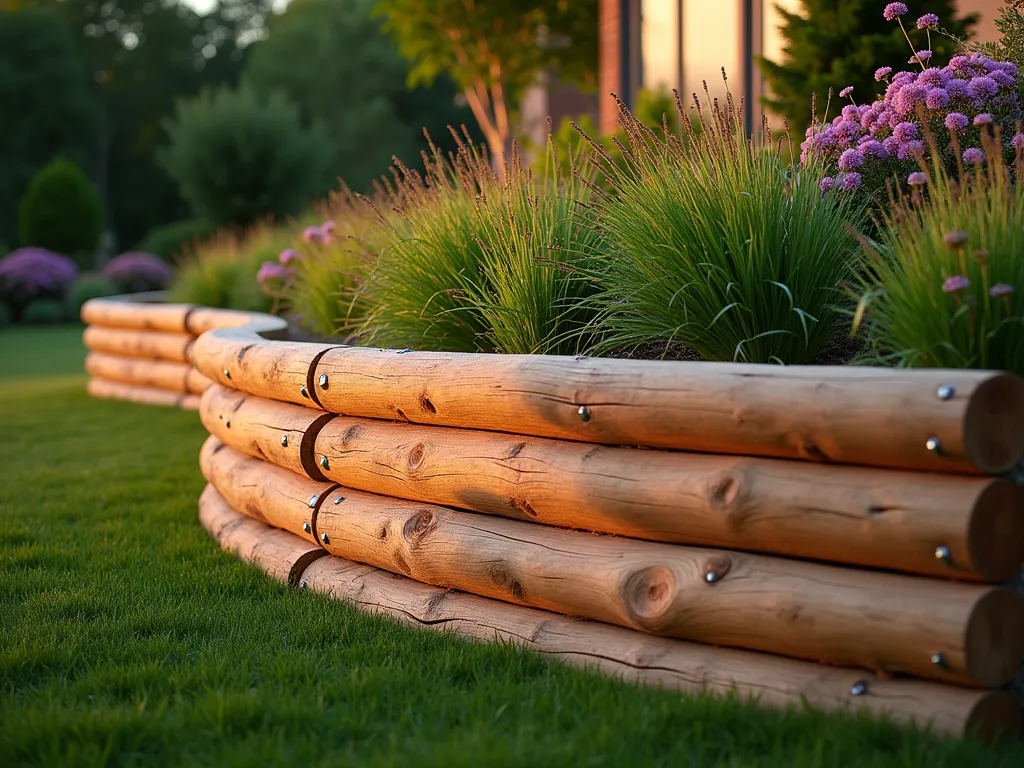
[333,496,345,505]
[930,652,948,669]
[577,405,591,422]
[281,435,288,448]
[936,384,955,401]
[319,455,330,470]
[302,522,311,534]
[299,580,308,590]
[299,385,309,399]
[225,419,231,429]
[318,373,329,389]
[925,436,943,454]
[223,369,231,379]
[704,571,719,584]
[934,545,952,565]
[308,494,319,509]
[320,532,330,545]
[850,680,869,696]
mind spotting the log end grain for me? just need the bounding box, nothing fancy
[965,690,1023,740]
[968,479,1024,582]
[964,373,1024,474]
[965,587,1024,688]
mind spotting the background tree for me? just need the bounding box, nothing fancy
[18,158,104,268]
[759,0,975,137]
[0,7,99,251]
[375,0,598,168]
[245,0,474,193]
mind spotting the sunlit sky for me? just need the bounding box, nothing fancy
[183,0,290,14]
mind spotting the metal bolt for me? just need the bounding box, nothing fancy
[935,545,952,565]
[299,580,308,590]
[319,455,330,470]
[333,496,345,505]
[308,494,319,509]
[320,532,330,545]
[850,680,869,697]
[931,652,948,669]
[281,435,288,448]
[223,369,231,379]
[577,405,591,422]
[705,571,719,584]
[302,522,311,534]
[300,385,309,399]
[925,436,943,455]
[396,348,411,354]
[937,384,955,401]
[318,373,329,389]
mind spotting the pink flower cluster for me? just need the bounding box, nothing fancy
[803,7,1021,193]
[258,220,336,285]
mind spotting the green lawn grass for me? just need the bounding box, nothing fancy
[1,324,1021,766]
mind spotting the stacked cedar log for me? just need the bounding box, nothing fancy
[80,295,282,409]
[81,297,1024,739]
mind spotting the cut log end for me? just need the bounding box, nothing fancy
[968,479,1024,582]
[965,690,1023,741]
[964,373,1024,474]
[965,587,1024,687]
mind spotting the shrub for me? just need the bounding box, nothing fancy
[591,92,863,364]
[18,157,103,268]
[158,85,333,228]
[136,219,217,262]
[0,248,79,315]
[21,298,68,325]
[851,129,1024,374]
[70,275,120,315]
[102,252,174,293]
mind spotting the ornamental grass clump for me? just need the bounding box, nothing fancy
[804,4,1021,198]
[590,88,863,364]
[851,127,1024,374]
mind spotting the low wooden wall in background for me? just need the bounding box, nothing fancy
[82,295,1024,739]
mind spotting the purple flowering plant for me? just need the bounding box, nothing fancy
[804,5,1021,198]
[102,252,174,293]
[0,248,78,306]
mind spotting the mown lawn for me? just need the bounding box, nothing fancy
[1,325,1022,767]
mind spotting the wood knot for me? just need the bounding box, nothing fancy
[487,563,525,599]
[342,424,363,445]
[418,395,437,414]
[510,497,538,518]
[506,442,526,459]
[708,472,749,531]
[402,509,437,544]
[623,566,676,629]
[408,443,426,470]
[802,440,830,462]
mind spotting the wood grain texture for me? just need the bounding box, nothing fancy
[81,296,193,333]
[86,352,191,394]
[83,326,194,363]
[199,439,1024,687]
[202,386,1024,582]
[87,377,198,409]
[185,307,281,335]
[198,484,328,586]
[185,368,214,396]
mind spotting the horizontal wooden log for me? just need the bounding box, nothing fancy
[81,295,193,333]
[198,484,328,585]
[185,307,287,336]
[200,386,1024,582]
[199,437,1024,687]
[83,326,194,363]
[185,368,214,396]
[87,377,198,409]
[86,352,191,394]
[200,492,1021,740]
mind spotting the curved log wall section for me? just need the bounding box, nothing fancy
[84,296,1024,739]
[80,294,286,410]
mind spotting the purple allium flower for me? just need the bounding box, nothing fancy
[990,283,1015,297]
[918,68,948,87]
[882,136,901,156]
[910,50,933,63]
[916,13,939,28]
[1012,133,1024,151]
[991,69,1016,87]
[0,248,78,298]
[962,147,986,165]
[973,113,993,126]
[257,261,294,283]
[942,275,970,293]
[860,139,888,160]
[840,86,854,98]
[302,226,325,244]
[321,220,336,234]
[944,230,970,249]
[945,112,970,132]
[892,121,919,142]
[894,85,926,115]
[925,88,950,109]
[875,66,893,81]
[968,75,999,99]
[841,172,862,191]
[819,177,835,193]
[278,248,300,265]
[838,148,865,170]
[897,140,925,161]
[841,104,861,121]
[907,171,927,185]
[891,71,917,88]
[101,252,173,293]
[945,79,970,98]
[883,3,909,21]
